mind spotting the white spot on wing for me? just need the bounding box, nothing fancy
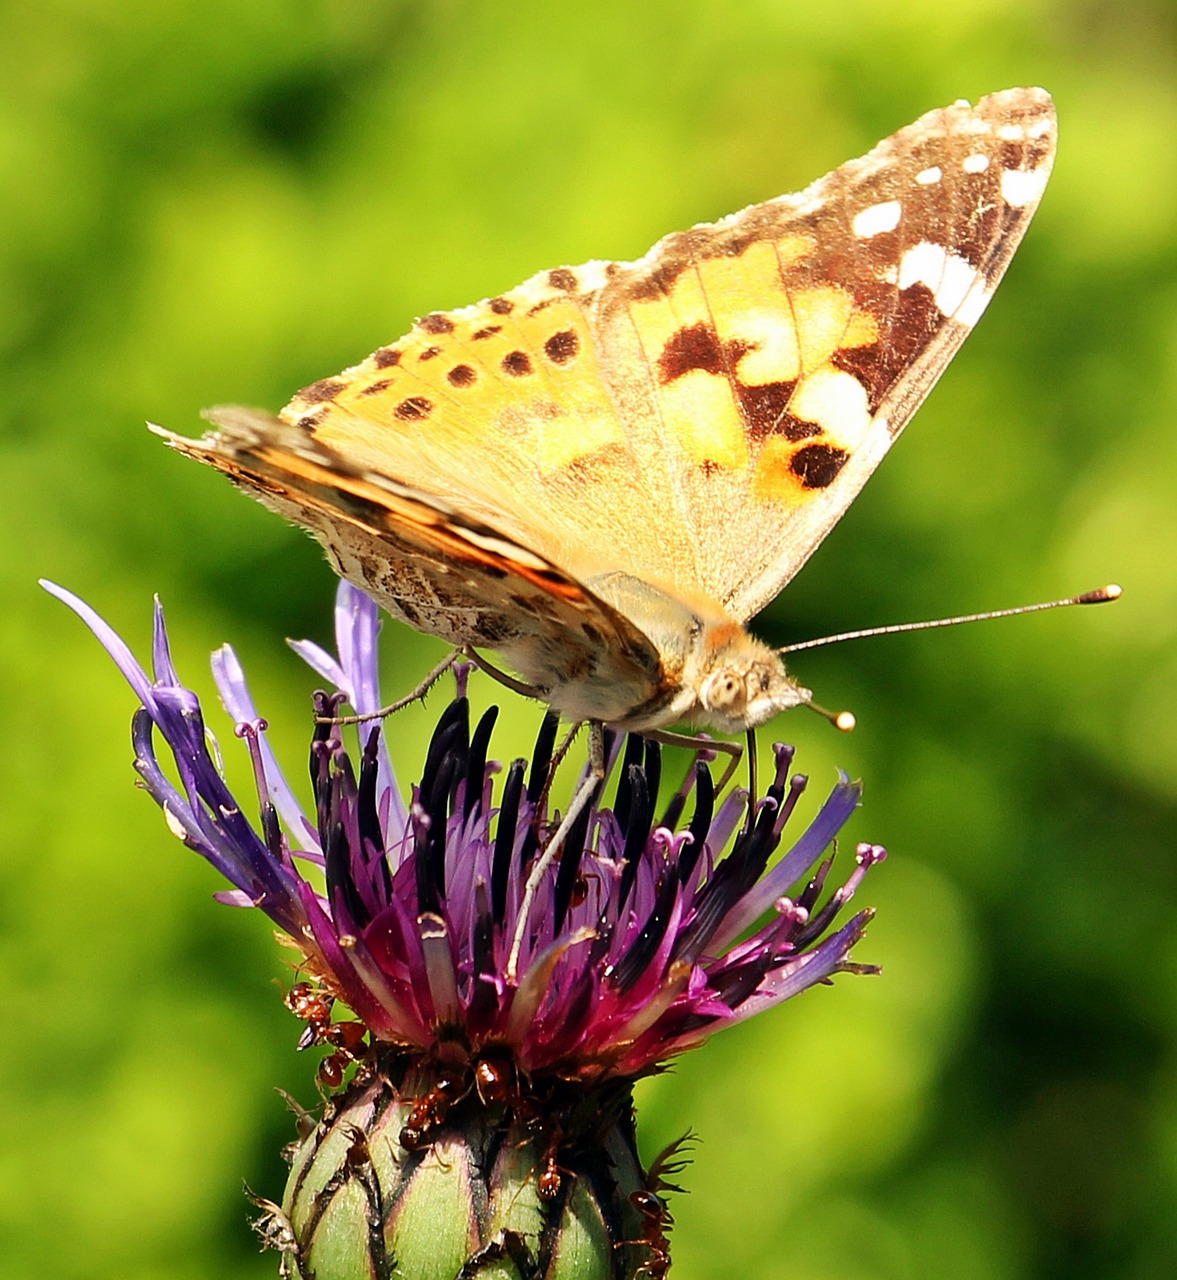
[916,166,942,185]
[851,200,902,239]
[955,281,993,327]
[899,242,949,296]
[790,367,871,450]
[962,153,990,174]
[576,260,613,291]
[1000,166,1050,209]
[898,241,982,317]
[997,123,1025,141]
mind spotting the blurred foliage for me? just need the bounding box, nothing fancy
[4,1,1175,1277]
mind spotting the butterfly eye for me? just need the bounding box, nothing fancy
[701,669,747,716]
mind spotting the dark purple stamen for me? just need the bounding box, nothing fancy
[679,765,714,885]
[613,735,645,832]
[552,782,598,934]
[464,706,498,822]
[491,761,525,925]
[618,766,653,908]
[611,870,678,993]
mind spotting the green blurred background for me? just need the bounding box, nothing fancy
[5,2,1175,1277]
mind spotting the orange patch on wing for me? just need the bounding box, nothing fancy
[298,286,632,480]
[841,308,879,349]
[752,437,813,502]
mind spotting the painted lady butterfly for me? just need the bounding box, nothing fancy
[159,88,1056,735]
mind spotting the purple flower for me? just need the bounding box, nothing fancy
[43,579,883,1085]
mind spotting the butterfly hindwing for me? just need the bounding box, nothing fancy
[159,407,666,724]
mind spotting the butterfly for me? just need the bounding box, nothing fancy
[159,87,1056,736]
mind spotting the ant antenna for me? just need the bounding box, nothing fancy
[779,584,1121,656]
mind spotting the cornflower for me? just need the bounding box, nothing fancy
[45,578,884,1280]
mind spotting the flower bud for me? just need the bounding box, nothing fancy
[264,1052,652,1280]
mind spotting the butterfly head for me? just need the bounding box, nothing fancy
[691,626,810,733]
[588,571,810,733]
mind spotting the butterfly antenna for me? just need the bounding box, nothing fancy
[804,700,857,732]
[779,584,1122,656]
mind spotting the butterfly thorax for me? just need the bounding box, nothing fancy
[587,573,810,733]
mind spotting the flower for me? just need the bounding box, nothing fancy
[44,578,884,1279]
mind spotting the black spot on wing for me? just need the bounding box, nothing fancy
[299,378,345,404]
[735,382,810,440]
[395,397,433,421]
[502,351,533,377]
[358,378,395,398]
[658,322,726,380]
[790,443,848,489]
[419,312,455,334]
[544,330,579,364]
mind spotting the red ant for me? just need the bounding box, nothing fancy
[620,1132,694,1278]
[626,1189,673,1279]
[400,1048,524,1152]
[399,1067,469,1151]
[285,980,334,1047]
[537,1127,567,1204]
[284,981,367,1087]
[473,1051,516,1107]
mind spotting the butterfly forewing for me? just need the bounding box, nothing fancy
[589,87,1056,619]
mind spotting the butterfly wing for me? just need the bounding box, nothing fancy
[157,407,666,724]
[266,87,1053,625]
[591,86,1057,619]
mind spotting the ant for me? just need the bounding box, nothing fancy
[536,1127,568,1204]
[620,1132,695,1279]
[401,1048,522,1152]
[627,1188,673,1279]
[472,1051,516,1107]
[399,1067,469,1151]
[285,980,334,1047]
[284,981,368,1087]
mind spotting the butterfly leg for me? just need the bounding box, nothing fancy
[462,646,547,701]
[506,721,606,983]
[640,727,745,793]
[324,650,463,727]
[526,719,592,835]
